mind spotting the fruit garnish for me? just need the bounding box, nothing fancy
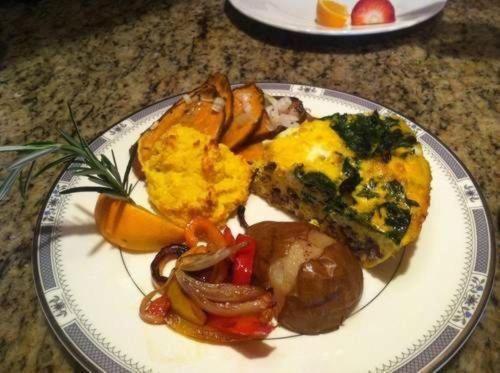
[316,0,349,28]
[351,0,395,26]
[94,194,184,252]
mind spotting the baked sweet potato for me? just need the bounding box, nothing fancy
[237,142,264,164]
[137,83,225,173]
[206,73,233,139]
[221,84,264,150]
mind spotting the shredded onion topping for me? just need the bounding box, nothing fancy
[265,96,300,130]
[183,94,192,104]
[212,96,225,112]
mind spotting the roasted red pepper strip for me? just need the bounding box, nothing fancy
[185,217,227,249]
[207,314,274,337]
[222,226,235,246]
[232,234,256,285]
[145,295,171,318]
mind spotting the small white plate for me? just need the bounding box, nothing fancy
[229,0,447,36]
[33,83,494,372]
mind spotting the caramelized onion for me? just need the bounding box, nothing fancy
[175,274,273,317]
[175,270,266,303]
[208,260,230,283]
[139,284,169,325]
[186,291,273,317]
[151,244,189,286]
[177,242,248,272]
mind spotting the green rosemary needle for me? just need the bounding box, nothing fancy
[0,105,136,202]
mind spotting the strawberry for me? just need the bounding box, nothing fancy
[351,0,395,26]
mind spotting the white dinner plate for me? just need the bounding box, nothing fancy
[33,83,494,372]
[229,0,447,36]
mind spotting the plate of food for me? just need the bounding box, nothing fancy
[1,74,493,372]
[228,0,448,36]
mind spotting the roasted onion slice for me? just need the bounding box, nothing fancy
[176,270,273,317]
[187,291,273,317]
[175,270,266,302]
[177,241,247,271]
[139,282,170,325]
[151,244,189,286]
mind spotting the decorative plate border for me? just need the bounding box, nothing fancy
[32,83,495,373]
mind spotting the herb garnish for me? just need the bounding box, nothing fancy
[0,106,136,202]
[325,112,417,162]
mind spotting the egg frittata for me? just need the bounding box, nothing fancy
[252,112,431,268]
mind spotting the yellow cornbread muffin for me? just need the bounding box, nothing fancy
[143,124,251,227]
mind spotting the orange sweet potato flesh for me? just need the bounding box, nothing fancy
[221,84,264,150]
[206,73,233,139]
[137,83,225,172]
[246,110,283,145]
[237,142,264,164]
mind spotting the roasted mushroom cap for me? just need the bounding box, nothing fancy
[248,221,363,335]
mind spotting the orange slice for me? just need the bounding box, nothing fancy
[94,194,184,252]
[316,0,349,28]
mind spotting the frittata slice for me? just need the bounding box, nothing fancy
[251,112,431,268]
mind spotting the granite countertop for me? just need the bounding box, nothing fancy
[0,0,498,371]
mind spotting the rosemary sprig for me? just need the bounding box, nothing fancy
[0,105,136,202]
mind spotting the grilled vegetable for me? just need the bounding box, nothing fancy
[207,314,274,337]
[206,73,234,139]
[231,234,257,285]
[221,84,264,150]
[247,221,363,334]
[137,83,226,173]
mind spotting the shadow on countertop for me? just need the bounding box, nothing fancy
[0,0,178,64]
[1,0,499,67]
[224,1,500,59]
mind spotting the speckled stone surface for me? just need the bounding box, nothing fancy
[0,0,498,371]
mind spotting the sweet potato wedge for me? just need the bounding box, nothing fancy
[221,84,264,150]
[129,141,145,180]
[206,73,233,139]
[237,142,264,164]
[245,96,312,145]
[137,83,225,172]
[245,110,282,145]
